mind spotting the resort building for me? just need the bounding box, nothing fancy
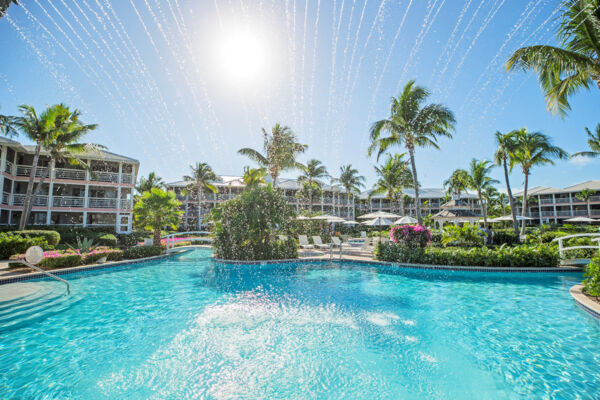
[166,175,483,228]
[0,137,138,233]
[514,180,600,224]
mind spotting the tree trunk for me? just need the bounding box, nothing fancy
[479,190,488,230]
[347,190,351,219]
[197,184,203,231]
[153,228,161,246]
[408,147,422,224]
[19,143,41,230]
[24,167,50,226]
[503,156,519,236]
[520,172,529,237]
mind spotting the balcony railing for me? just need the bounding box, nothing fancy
[53,196,85,208]
[121,174,133,184]
[88,197,118,208]
[15,165,49,178]
[10,165,134,184]
[91,171,119,183]
[120,199,133,210]
[574,209,589,216]
[11,194,48,207]
[4,161,13,174]
[590,196,600,202]
[539,198,554,204]
[54,168,86,180]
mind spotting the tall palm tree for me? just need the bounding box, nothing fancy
[1,104,97,230]
[133,188,183,246]
[506,0,600,116]
[575,188,597,219]
[571,123,600,158]
[466,159,499,230]
[183,162,217,230]
[483,186,500,217]
[443,169,469,199]
[331,165,365,218]
[242,166,266,190]
[368,80,456,224]
[135,172,165,194]
[493,131,520,235]
[238,123,307,186]
[508,128,568,235]
[371,153,413,214]
[297,159,329,211]
[496,192,509,216]
[0,0,18,19]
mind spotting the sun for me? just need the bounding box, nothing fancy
[218,28,268,84]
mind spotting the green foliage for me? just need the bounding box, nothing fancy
[116,232,151,247]
[133,188,183,245]
[7,230,61,247]
[40,254,84,269]
[583,258,600,297]
[83,250,123,264]
[376,242,559,268]
[211,185,297,260]
[0,233,50,259]
[441,224,484,247]
[492,230,519,246]
[123,245,163,259]
[67,237,97,253]
[96,233,117,247]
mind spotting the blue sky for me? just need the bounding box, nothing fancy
[0,0,598,190]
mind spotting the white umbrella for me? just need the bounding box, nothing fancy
[296,215,310,220]
[343,220,359,225]
[565,216,598,223]
[493,215,532,221]
[362,217,393,226]
[311,214,339,220]
[393,216,417,225]
[326,216,347,223]
[358,211,401,220]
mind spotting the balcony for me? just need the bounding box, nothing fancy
[121,174,133,184]
[590,196,600,202]
[4,161,13,174]
[54,168,86,180]
[10,194,48,207]
[120,199,133,210]
[53,196,85,208]
[15,165,49,178]
[91,171,119,183]
[88,197,118,208]
[10,165,133,184]
[539,198,554,204]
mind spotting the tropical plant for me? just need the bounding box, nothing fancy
[571,123,600,159]
[506,0,600,116]
[297,159,329,211]
[0,104,98,230]
[133,188,183,246]
[441,224,485,247]
[183,162,217,230]
[371,153,413,214]
[368,80,456,224]
[390,225,431,248]
[508,128,568,235]
[135,172,165,194]
[242,166,267,190]
[443,169,469,198]
[583,258,600,297]
[575,188,597,218]
[331,164,366,218]
[466,159,499,230]
[493,131,520,235]
[67,237,97,253]
[238,123,306,186]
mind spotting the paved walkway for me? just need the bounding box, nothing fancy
[0,259,29,278]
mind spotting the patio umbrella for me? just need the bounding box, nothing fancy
[493,215,532,221]
[564,216,598,223]
[326,216,347,223]
[361,217,393,226]
[296,215,310,220]
[343,220,359,225]
[393,216,417,225]
[311,214,339,220]
[358,211,401,220]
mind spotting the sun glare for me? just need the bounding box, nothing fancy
[218,29,268,84]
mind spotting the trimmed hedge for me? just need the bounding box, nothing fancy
[96,234,118,247]
[40,254,83,269]
[123,245,163,259]
[83,249,124,264]
[0,233,50,259]
[9,230,61,247]
[376,242,560,268]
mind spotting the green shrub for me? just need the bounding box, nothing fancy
[441,224,484,247]
[210,185,297,261]
[9,230,61,246]
[40,254,84,269]
[117,232,150,247]
[123,245,163,259]
[583,258,600,298]
[492,231,519,246]
[0,233,50,259]
[83,250,124,264]
[96,233,118,247]
[376,242,560,268]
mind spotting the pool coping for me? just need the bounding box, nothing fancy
[570,284,600,320]
[213,256,583,273]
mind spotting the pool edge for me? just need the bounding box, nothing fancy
[570,284,600,320]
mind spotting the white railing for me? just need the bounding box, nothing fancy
[10,194,48,206]
[553,233,600,258]
[121,174,133,184]
[4,161,13,174]
[539,198,554,204]
[54,168,86,180]
[162,231,213,252]
[15,165,49,178]
[119,199,133,210]
[91,171,119,182]
[53,196,85,208]
[590,196,600,202]
[2,192,9,204]
[88,197,118,208]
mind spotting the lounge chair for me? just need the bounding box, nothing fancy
[359,237,374,253]
[277,234,288,241]
[298,235,314,249]
[312,236,330,250]
[331,236,351,249]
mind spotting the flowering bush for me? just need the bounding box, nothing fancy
[10,248,123,269]
[390,225,431,248]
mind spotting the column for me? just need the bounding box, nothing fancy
[0,145,6,195]
[83,184,89,227]
[46,160,55,225]
[551,194,557,223]
[118,162,123,184]
[537,195,542,225]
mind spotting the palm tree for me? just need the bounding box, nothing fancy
[1,104,97,230]
[506,0,600,116]
[183,162,217,230]
[466,159,499,230]
[493,131,520,235]
[242,166,266,190]
[508,128,568,235]
[135,172,165,194]
[571,123,600,158]
[331,165,365,218]
[483,186,500,217]
[496,192,509,216]
[371,153,413,214]
[575,188,597,219]
[443,169,469,199]
[297,159,329,211]
[238,123,307,186]
[1,0,18,19]
[368,80,456,224]
[133,188,183,246]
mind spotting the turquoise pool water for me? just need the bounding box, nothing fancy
[0,248,599,399]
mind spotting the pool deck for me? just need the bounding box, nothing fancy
[570,285,600,320]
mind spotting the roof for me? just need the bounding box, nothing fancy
[433,209,481,220]
[440,199,475,209]
[514,180,600,196]
[1,136,138,163]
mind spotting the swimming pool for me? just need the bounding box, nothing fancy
[0,248,598,399]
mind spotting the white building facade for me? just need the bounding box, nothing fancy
[0,137,139,233]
